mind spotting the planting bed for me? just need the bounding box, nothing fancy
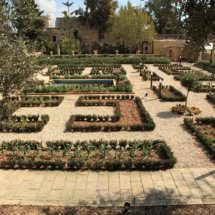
[0,139,176,170]
[159,66,191,75]
[184,117,215,156]
[66,95,155,132]
[152,85,186,101]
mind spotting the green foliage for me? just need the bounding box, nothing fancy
[110,2,154,52]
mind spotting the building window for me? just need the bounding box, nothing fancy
[52,36,56,42]
[74,30,78,39]
[99,31,104,41]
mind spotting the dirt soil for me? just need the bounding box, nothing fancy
[74,100,143,126]
[161,88,181,98]
[1,205,215,215]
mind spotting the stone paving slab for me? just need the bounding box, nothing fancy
[0,169,214,206]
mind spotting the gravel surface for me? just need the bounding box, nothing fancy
[0,64,215,168]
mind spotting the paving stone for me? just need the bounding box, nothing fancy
[43,172,57,181]
[36,180,54,198]
[60,181,75,200]
[108,172,119,182]
[0,179,11,196]
[120,189,133,201]
[98,174,108,190]
[163,180,176,189]
[202,198,215,204]
[72,190,86,200]
[189,187,205,199]
[204,175,215,188]
[85,181,98,199]
[1,189,16,199]
[49,189,63,200]
[131,181,144,198]
[140,174,154,190]
[13,181,31,197]
[161,172,173,181]
[179,169,191,174]
[151,172,162,181]
[52,174,66,190]
[29,174,45,189]
[166,188,180,199]
[170,171,184,181]
[130,172,141,181]
[66,171,78,181]
[143,200,167,206]
[88,172,98,182]
[7,174,25,189]
[182,173,199,188]
[75,174,88,190]
[196,179,215,196]
[174,180,192,198]
[98,189,109,201]
[120,174,131,190]
[1,170,17,181]
[23,189,39,200]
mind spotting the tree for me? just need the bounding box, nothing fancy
[11,0,45,46]
[110,1,154,53]
[182,0,215,63]
[60,1,80,54]
[0,1,38,98]
[78,0,118,40]
[180,73,201,107]
[145,0,183,35]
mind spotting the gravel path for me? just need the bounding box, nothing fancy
[0,64,215,168]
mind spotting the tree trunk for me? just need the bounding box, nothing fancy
[185,90,189,107]
[210,42,215,64]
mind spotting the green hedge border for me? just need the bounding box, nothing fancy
[184,117,215,155]
[152,85,187,101]
[65,95,156,132]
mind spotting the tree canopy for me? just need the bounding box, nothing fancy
[110,1,154,52]
[182,0,215,52]
[78,0,118,39]
[0,1,38,98]
[145,0,183,35]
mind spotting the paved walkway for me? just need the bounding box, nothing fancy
[0,168,215,206]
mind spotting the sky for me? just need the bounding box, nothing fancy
[35,0,145,27]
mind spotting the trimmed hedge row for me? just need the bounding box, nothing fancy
[194,61,215,74]
[38,56,171,66]
[0,139,176,170]
[206,93,215,104]
[152,85,187,101]
[66,95,155,132]
[0,115,49,133]
[184,117,215,155]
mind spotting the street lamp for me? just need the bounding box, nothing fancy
[150,71,153,88]
[159,79,162,98]
[143,66,147,81]
[140,63,142,75]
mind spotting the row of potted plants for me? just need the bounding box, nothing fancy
[0,115,49,133]
[154,63,179,67]
[0,139,176,170]
[152,85,187,101]
[184,117,215,155]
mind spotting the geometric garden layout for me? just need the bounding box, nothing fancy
[1,64,215,209]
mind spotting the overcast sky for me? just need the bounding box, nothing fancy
[35,0,145,27]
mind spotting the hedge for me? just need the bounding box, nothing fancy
[184,117,215,155]
[152,85,187,101]
[38,55,171,66]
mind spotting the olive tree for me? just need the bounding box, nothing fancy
[0,1,38,98]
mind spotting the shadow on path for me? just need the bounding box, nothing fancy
[156,111,182,119]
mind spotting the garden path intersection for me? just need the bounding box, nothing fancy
[0,63,215,206]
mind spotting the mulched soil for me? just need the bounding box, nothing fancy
[1,205,215,215]
[74,100,143,126]
[161,88,181,98]
[195,123,215,142]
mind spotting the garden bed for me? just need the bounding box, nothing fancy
[152,85,186,101]
[159,66,191,75]
[0,115,49,132]
[66,95,155,132]
[0,139,176,170]
[184,117,215,155]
